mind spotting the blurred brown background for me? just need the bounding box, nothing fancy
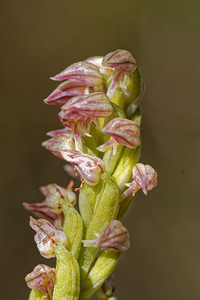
[0,0,200,299]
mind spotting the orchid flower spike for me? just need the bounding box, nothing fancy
[44,80,88,105]
[124,163,158,197]
[102,49,137,99]
[29,217,68,258]
[50,61,103,91]
[40,183,76,213]
[97,118,140,155]
[82,220,130,251]
[46,127,72,138]
[58,92,113,151]
[23,202,63,230]
[25,264,55,299]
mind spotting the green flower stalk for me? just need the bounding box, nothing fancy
[24,49,158,299]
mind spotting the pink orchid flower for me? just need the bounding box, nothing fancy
[83,220,130,251]
[124,163,158,196]
[42,137,105,186]
[102,49,137,99]
[97,118,140,155]
[58,92,113,151]
[25,264,55,299]
[30,217,68,258]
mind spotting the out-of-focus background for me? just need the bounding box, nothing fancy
[1,0,200,299]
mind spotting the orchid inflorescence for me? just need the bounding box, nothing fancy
[24,49,158,300]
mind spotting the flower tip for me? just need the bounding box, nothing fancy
[50,76,58,81]
[43,98,48,104]
[23,202,33,212]
[29,216,36,229]
[22,202,28,209]
[143,189,148,196]
[41,140,47,148]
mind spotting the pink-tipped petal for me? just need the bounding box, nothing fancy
[30,217,68,258]
[50,61,103,90]
[25,264,55,297]
[44,96,71,106]
[60,92,113,119]
[42,134,79,159]
[102,49,137,73]
[42,135,75,159]
[102,118,140,149]
[83,220,130,251]
[44,80,87,105]
[23,202,63,229]
[46,127,72,137]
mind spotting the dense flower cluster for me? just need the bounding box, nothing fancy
[25,49,158,300]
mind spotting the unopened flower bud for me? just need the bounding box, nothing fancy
[124,163,158,196]
[102,49,137,99]
[102,49,136,73]
[25,264,55,298]
[44,80,88,105]
[82,220,130,251]
[30,217,68,258]
[50,61,103,90]
[97,118,140,154]
[40,183,76,213]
